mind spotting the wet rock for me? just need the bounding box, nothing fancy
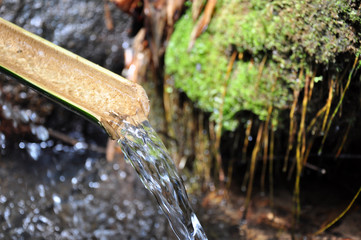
[0,149,177,239]
[0,0,132,72]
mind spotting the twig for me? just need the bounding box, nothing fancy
[104,0,114,31]
[314,186,361,235]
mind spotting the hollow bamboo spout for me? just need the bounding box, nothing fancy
[0,17,150,139]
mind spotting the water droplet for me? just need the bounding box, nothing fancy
[107,217,115,224]
[85,158,94,170]
[100,173,108,181]
[37,184,45,198]
[89,182,100,188]
[74,142,88,150]
[116,212,126,221]
[71,177,78,185]
[119,171,127,179]
[0,132,6,149]
[113,163,120,170]
[19,142,25,149]
[30,112,38,122]
[26,143,41,160]
[0,195,7,203]
[38,215,51,225]
[4,207,11,227]
[52,194,62,214]
[111,44,118,52]
[31,125,49,141]
[123,200,130,206]
[54,144,63,152]
[19,91,27,99]
[47,140,54,147]
[40,142,47,149]
[28,223,35,232]
[59,175,65,182]
[19,109,29,123]
[90,34,97,41]
[122,41,129,49]
[2,104,12,119]
[52,194,61,204]
[30,16,42,27]
[85,194,94,202]
[36,223,45,232]
[17,200,25,208]
[196,63,202,71]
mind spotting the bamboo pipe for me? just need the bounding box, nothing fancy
[0,17,150,139]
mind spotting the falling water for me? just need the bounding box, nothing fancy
[119,119,208,240]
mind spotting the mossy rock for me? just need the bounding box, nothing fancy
[165,0,360,131]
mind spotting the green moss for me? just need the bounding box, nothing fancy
[165,0,360,131]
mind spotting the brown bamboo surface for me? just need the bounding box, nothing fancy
[0,17,150,139]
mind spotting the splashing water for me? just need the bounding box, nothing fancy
[119,119,208,240]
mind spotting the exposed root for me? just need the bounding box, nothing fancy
[306,105,326,133]
[318,56,359,155]
[283,87,300,172]
[243,122,264,220]
[321,79,335,132]
[213,51,237,184]
[294,70,310,222]
[335,122,351,158]
[242,118,253,163]
[226,130,242,189]
[241,118,253,191]
[269,122,275,209]
[261,106,273,193]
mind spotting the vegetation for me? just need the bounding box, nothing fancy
[165,0,361,228]
[165,0,361,131]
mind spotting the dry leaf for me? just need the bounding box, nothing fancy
[188,0,217,51]
[110,0,142,14]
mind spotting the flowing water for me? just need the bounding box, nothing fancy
[119,119,208,240]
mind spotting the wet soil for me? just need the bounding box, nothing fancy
[198,162,361,240]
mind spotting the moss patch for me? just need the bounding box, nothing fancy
[165,0,360,131]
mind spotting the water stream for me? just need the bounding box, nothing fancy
[119,119,208,240]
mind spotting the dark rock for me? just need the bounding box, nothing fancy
[0,0,132,73]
